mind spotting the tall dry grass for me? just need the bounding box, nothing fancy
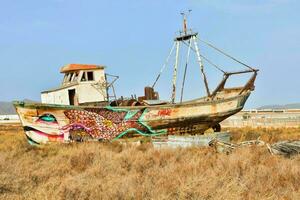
[224,127,300,143]
[0,124,300,200]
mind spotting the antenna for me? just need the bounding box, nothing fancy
[180,9,192,35]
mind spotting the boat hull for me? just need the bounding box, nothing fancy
[14,92,250,144]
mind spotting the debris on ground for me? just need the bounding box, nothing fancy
[210,139,300,157]
[152,132,300,157]
[268,141,300,157]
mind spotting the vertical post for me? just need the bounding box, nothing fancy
[183,15,187,35]
[105,73,109,102]
[112,84,118,105]
[171,41,180,104]
[193,36,210,96]
[180,39,192,103]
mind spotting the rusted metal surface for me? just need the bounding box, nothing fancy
[110,99,142,107]
[138,87,159,102]
[144,87,157,100]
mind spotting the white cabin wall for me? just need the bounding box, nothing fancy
[77,84,106,103]
[41,92,54,104]
[93,69,105,82]
[41,87,75,105]
[54,89,72,105]
[76,69,107,103]
[41,68,107,105]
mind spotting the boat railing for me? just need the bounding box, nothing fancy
[211,69,259,98]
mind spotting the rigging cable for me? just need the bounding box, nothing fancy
[198,38,255,71]
[181,41,226,74]
[152,42,176,88]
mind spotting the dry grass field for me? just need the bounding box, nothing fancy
[0,123,300,200]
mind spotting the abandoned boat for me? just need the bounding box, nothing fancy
[14,14,258,144]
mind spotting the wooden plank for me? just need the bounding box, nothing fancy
[152,132,231,148]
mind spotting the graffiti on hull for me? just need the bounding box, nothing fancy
[63,107,166,140]
[24,106,167,144]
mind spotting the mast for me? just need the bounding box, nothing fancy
[152,11,211,103]
[171,41,180,104]
[173,11,210,102]
[180,40,192,103]
[152,12,258,103]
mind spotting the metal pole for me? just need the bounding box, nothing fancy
[111,84,118,105]
[171,41,180,103]
[105,73,109,102]
[180,39,192,103]
[193,36,210,96]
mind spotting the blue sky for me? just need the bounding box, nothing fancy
[0,0,299,108]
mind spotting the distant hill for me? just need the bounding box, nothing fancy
[0,101,16,115]
[258,103,300,110]
[0,99,39,115]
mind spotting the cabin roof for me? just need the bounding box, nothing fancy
[60,64,105,73]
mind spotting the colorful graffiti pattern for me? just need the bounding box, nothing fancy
[23,107,167,144]
[63,107,166,140]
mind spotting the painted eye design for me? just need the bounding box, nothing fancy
[37,114,58,124]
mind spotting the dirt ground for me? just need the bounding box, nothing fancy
[0,123,299,200]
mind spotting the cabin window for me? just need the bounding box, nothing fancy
[81,72,87,81]
[63,74,68,83]
[87,71,94,81]
[68,73,74,82]
[73,72,79,81]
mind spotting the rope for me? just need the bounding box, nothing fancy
[200,54,226,74]
[199,38,255,71]
[181,41,225,74]
[152,42,176,88]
